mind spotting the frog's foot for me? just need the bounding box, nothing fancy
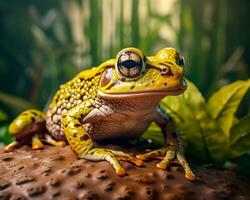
[32,133,65,150]
[81,148,142,176]
[5,133,66,152]
[136,147,196,182]
[5,109,46,152]
[108,149,143,167]
[136,148,166,161]
[4,138,29,152]
[43,134,66,147]
[32,134,44,150]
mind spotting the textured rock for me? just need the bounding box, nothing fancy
[0,145,249,200]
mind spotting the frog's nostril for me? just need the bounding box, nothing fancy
[160,67,170,76]
[158,63,171,76]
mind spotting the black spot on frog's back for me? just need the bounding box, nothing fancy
[31,117,35,123]
[74,124,82,128]
[31,111,38,116]
[80,135,90,141]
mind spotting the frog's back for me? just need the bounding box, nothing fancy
[45,68,101,140]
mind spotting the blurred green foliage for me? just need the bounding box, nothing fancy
[0,109,13,145]
[0,0,249,111]
[0,0,249,171]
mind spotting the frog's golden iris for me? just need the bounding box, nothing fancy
[116,48,146,79]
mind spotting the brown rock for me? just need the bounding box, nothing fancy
[0,179,11,191]
[0,145,249,200]
[27,184,46,197]
[130,173,156,184]
[0,191,11,200]
[16,175,35,185]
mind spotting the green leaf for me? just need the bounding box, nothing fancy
[207,79,250,137]
[230,114,250,145]
[0,91,35,113]
[230,113,250,158]
[143,122,164,145]
[230,133,250,158]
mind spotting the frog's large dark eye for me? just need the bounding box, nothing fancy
[116,50,145,78]
[176,55,185,67]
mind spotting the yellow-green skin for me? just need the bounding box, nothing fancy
[7,47,196,181]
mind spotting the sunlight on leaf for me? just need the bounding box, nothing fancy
[207,79,250,137]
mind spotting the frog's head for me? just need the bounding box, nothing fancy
[98,47,186,100]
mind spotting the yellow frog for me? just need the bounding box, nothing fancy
[5,47,196,181]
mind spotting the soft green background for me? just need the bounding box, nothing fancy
[0,0,249,173]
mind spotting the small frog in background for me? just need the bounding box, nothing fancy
[5,47,196,181]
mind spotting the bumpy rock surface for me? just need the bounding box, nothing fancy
[0,145,249,200]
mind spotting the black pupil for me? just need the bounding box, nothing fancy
[179,58,184,66]
[121,60,141,69]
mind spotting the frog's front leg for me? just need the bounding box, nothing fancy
[61,104,143,176]
[136,106,196,181]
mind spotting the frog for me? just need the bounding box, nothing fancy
[5,47,196,181]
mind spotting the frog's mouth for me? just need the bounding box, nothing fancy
[98,80,186,99]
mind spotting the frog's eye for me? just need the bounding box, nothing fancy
[116,50,145,78]
[176,55,185,67]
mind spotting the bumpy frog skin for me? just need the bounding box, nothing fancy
[5,47,196,181]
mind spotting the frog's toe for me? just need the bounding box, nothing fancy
[156,161,168,170]
[44,134,66,147]
[185,171,196,182]
[4,141,17,152]
[156,150,175,170]
[80,147,143,176]
[136,148,166,161]
[108,149,144,167]
[32,133,66,150]
[54,141,66,147]
[4,139,28,152]
[135,154,147,161]
[32,134,44,150]
[117,156,143,167]
[154,148,196,181]
[116,167,126,176]
[133,158,144,167]
[176,152,196,182]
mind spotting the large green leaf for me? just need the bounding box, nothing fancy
[160,80,228,162]
[207,79,250,137]
[230,114,250,145]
